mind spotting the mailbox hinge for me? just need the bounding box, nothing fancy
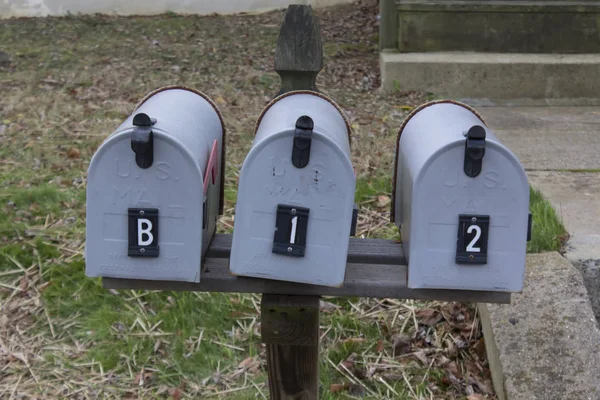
[131,113,157,169]
[292,115,314,169]
[464,125,486,178]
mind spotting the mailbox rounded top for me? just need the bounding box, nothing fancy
[391,100,527,223]
[255,90,352,145]
[87,126,205,186]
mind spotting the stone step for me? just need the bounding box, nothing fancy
[479,252,600,400]
[380,51,600,105]
[396,0,600,53]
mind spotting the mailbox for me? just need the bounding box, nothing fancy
[85,86,225,283]
[230,91,356,287]
[392,100,530,292]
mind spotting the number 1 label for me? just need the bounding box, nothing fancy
[272,205,309,257]
[290,216,298,244]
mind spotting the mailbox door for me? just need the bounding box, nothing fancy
[86,130,204,282]
[230,131,355,287]
[408,140,529,292]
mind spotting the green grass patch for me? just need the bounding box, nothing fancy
[355,175,392,204]
[528,187,567,253]
[41,254,264,387]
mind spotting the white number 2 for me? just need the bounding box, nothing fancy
[466,225,482,252]
[290,216,298,244]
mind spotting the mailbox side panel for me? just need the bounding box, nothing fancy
[230,132,355,287]
[86,132,204,282]
[408,141,529,292]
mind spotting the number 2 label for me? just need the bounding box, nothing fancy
[466,225,482,252]
[456,214,489,264]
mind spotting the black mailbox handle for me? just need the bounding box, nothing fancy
[464,125,486,178]
[131,113,157,169]
[292,115,314,169]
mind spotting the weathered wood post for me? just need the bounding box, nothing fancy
[260,5,323,399]
[274,5,323,95]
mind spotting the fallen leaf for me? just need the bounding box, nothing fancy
[341,353,356,370]
[168,388,182,400]
[446,361,463,381]
[67,147,81,159]
[416,308,443,326]
[467,395,485,400]
[237,356,259,372]
[19,276,28,292]
[348,384,366,397]
[474,338,487,360]
[329,383,345,393]
[444,338,458,358]
[413,350,429,365]
[392,333,412,355]
[134,370,153,386]
[376,339,384,353]
[377,195,390,207]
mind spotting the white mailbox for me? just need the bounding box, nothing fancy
[230,91,356,287]
[392,100,531,292]
[85,86,225,283]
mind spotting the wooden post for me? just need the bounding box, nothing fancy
[275,5,323,95]
[261,294,320,400]
[262,6,324,400]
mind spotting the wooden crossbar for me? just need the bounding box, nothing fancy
[103,234,511,304]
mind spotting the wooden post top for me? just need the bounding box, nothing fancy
[275,5,323,94]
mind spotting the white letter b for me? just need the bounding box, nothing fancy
[138,218,154,246]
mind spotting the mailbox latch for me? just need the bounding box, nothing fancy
[131,113,157,169]
[292,115,314,169]
[464,125,486,178]
[350,203,359,236]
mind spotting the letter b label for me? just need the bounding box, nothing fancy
[138,219,154,246]
[128,208,159,257]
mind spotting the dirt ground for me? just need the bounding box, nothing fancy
[0,2,497,399]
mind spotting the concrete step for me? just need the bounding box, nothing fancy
[380,52,600,106]
[480,252,600,400]
[396,0,600,54]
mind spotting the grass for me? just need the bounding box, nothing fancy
[528,187,567,253]
[0,175,565,398]
[0,2,567,399]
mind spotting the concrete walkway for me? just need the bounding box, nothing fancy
[479,106,600,320]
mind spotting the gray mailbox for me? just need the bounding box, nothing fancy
[85,86,225,283]
[230,91,356,287]
[392,100,530,292]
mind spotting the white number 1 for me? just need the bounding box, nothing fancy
[466,225,482,252]
[290,216,298,244]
